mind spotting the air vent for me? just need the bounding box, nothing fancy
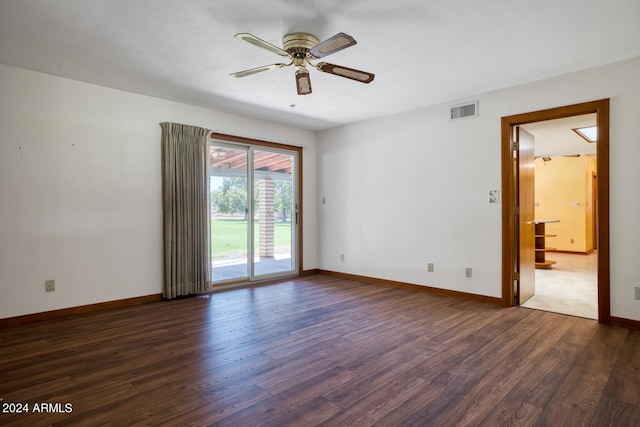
[450,101,478,121]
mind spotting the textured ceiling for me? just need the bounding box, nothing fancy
[1,0,639,131]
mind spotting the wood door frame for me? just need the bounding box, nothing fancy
[501,99,610,323]
[592,173,598,250]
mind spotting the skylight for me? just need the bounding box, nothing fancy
[573,126,597,143]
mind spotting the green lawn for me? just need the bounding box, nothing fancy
[211,218,292,259]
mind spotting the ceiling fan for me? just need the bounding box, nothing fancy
[230,32,375,95]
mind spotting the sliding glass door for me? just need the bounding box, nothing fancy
[209,141,298,283]
[210,144,249,282]
[253,149,296,277]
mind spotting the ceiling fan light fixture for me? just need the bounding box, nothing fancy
[295,69,312,95]
[232,31,374,95]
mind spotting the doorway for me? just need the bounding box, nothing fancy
[501,99,610,324]
[520,114,598,318]
[209,133,301,285]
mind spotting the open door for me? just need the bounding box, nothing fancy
[516,127,536,304]
[501,99,610,323]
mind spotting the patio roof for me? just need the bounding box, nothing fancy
[210,146,292,174]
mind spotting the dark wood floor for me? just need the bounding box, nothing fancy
[1,275,639,426]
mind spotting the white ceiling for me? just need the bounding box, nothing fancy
[523,114,597,158]
[1,0,639,131]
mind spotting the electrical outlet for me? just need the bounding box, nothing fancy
[635,287,640,300]
[570,238,575,244]
[340,254,345,262]
[427,263,434,272]
[465,268,472,278]
[45,279,55,292]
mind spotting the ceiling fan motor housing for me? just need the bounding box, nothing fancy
[282,33,319,58]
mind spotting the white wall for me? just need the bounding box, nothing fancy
[317,56,640,322]
[3,57,639,323]
[0,64,317,319]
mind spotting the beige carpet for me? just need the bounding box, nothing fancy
[521,251,598,319]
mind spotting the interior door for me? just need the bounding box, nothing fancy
[516,127,536,304]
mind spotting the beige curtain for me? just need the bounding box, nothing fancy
[160,122,211,299]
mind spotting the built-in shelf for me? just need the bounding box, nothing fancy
[534,220,559,269]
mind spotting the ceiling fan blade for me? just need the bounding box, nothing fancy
[309,32,357,58]
[230,63,287,78]
[234,33,290,57]
[316,62,375,83]
[295,69,312,95]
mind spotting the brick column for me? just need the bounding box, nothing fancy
[258,178,275,258]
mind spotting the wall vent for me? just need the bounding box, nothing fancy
[450,101,478,121]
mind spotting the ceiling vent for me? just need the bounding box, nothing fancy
[450,101,478,121]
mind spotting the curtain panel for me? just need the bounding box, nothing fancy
[160,122,211,299]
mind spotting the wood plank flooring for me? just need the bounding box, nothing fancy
[1,274,639,426]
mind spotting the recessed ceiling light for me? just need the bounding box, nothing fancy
[573,126,597,143]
